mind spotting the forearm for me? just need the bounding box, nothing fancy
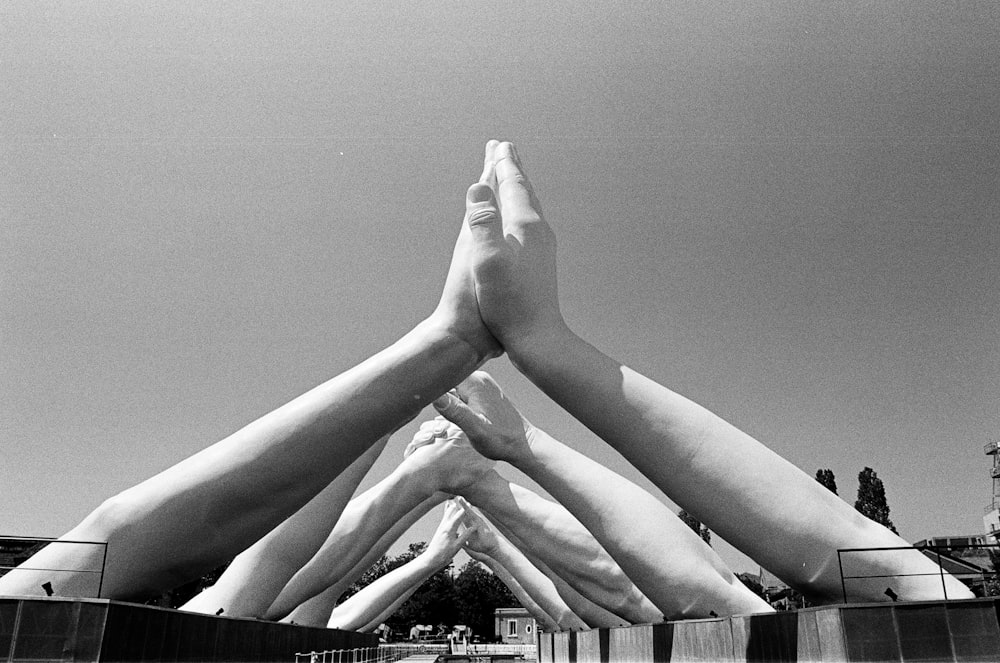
[182,436,389,617]
[326,551,445,631]
[466,550,563,632]
[469,537,587,631]
[12,322,484,601]
[516,429,768,618]
[461,471,659,623]
[510,326,972,601]
[511,545,630,629]
[266,472,444,620]
[278,493,446,625]
[358,589,414,633]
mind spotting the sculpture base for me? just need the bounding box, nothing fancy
[0,595,377,662]
[537,597,1000,662]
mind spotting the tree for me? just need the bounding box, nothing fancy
[453,559,519,641]
[854,467,898,534]
[815,469,838,495]
[677,509,711,546]
[387,561,459,633]
[344,542,459,635]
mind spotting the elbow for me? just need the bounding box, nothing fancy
[76,491,144,542]
[327,607,364,632]
[612,586,662,625]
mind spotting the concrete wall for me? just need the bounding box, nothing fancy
[537,597,1000,662]
[0,596,376,662]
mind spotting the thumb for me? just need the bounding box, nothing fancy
[433,391,491,440]
[456,523,478,549]
[465,183,503,245]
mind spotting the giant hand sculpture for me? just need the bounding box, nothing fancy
[451,140,971,604]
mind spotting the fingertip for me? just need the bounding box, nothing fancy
[496,141,518,165]
[432,391,459,412]
[466,182,494,205]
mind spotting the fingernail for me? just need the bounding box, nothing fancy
[433,392,457,409]
[467,183,492,204]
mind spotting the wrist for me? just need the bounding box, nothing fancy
[456,470,505,505]
[387,464,441,502]
[503,319,574,376]
[419,314,501,366]
[512,426,553,476]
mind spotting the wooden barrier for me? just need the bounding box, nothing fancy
[0,596,376,662]
[536,597,1000,662]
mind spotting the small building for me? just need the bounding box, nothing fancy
[494,607,536,644]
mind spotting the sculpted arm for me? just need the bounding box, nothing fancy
[0,151,500,601]
[325,500,471,631]
[459,499,587,631]
[181,434,390,618]
[507,541,630,629]
[438,375,770,619]
[459,140,971,603]
[458,467,661,624]
[280,494,444,626]
[265,417,492,619]
[466,550,560,632]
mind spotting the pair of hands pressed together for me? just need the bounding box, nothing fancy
[424,494,502,562]
[407,140,560,487]
[431,140,564,364]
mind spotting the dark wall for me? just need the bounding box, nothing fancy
[540,597,1000,663]
[0,597,377,663]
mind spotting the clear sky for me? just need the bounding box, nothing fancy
[2,2,998,574]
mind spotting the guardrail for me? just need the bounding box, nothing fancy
[295,643,537,663]
[0,535,108,598]
[837,543,997,604]
[294,646,392,663]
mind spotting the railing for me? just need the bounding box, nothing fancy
[985,441,998,455]
[837,543,997,604]
[0,535,108,598]
[295,643,537,663]
[470,644,536,657]
[294,647,395,663]
[984,501,999,515]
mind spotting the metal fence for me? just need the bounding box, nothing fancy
[295,643,536,663]
[293,646,392,663]
[0,536,108,598]
[837,542,998,603]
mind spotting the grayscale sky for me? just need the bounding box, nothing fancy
[2,2,998,574]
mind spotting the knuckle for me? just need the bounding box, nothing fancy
[467,207,498,227]
[499,172,531,190]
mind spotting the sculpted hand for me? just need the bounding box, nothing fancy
[425,499,476,566]
[463,141,564,350]
[432,371,535,466]
[454,497,501,556]
[402,417,496,494]
[430,147,504,361]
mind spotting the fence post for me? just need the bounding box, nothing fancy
[838,549,847,603]
[97,541,108,598]
[936,548,947,600]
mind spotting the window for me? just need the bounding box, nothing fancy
[525,624,533,634]
[507,619,517,637]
